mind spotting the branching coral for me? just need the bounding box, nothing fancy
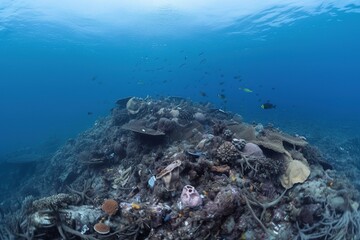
[66,178,94,204]
[113,166,132,188]
[243,187,288,221]
[237,155,259,176]
[295,205,360,240]
[0,224,14,239]
[13,218,36,240]
[239,185,287,237]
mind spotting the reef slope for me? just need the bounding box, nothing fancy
[1,97,360,240]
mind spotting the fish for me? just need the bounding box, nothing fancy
[261,102,276,109]
[218,93,226,100]
[200,91,207,97]
[199,58,207,64]
[239,87,253,93]
[87,112,93,115]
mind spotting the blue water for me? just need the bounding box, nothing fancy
[1,1,360,157]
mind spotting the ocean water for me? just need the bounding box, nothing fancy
[1,0,360,157]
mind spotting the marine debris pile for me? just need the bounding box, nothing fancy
[1,96,360,239]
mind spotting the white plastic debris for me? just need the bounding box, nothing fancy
[81,224,89,234]
[148,175,156,188]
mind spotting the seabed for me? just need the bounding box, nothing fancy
[0,96,359,240]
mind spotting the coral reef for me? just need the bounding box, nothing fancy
[1,96,360,240]
[101,199,119,216]
[280,159,311,189]
[216,141,241,164]
[180,185,202,208]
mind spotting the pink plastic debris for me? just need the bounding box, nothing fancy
[181,185,202,208]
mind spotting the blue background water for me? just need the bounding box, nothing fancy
[1,1,360,158]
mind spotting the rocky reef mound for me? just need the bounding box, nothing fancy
[1,96,360,240]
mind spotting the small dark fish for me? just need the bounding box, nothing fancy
[219,81,225,85]
[87,112,93,115]
[233,75,242,80]
[179,63,186,68]
[261,103,276,109]
[200,91,207,97]
[218,93,226,99]
[199,58,207,64]
[198,51,204,56]
[220,74,224,78]
[91,76,97,81]
[272,87,276,90]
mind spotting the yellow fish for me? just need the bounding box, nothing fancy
[239,87,253,93]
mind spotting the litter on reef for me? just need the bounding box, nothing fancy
[148,175,156,188]
[185,149,205,158]
[3,96,360,240]
[80,224,89,234]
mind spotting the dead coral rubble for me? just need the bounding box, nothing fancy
[2,96,360,240]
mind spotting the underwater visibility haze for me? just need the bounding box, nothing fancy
[1,0,360,155]
[1,0,360,239]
